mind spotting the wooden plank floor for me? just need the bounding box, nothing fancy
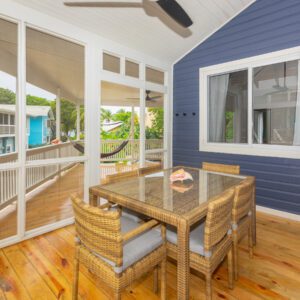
[0,212,299,299]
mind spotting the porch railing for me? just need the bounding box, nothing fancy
[0,142,80,209]
[0,139,163,209]
[101,139,164,162]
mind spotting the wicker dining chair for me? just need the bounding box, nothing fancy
[232,177,255,280]
[166,189,235,300]
[202,162,240,175]
[71,194,166,300]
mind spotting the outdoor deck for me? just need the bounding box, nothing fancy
[0,212,299,299]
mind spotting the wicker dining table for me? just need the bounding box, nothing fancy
[89,166,256,300]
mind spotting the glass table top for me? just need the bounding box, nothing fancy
[99,167,245,215]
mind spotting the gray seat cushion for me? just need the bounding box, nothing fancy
[166,220,209,256]
[94,215,163,273]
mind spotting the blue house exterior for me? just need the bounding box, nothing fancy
[173,0,300,215]
[0,105,53,154]
[28,116,50,146]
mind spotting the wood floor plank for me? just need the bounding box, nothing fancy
[0,213,299,299]
[2,245,56,299]
[19,239,74,300]
[0,251,31,300]
[32,235,109,299]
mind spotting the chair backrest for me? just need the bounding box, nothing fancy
[139,164,162,176]
[71,194,123,266]
[106,169,139,183]
[202,162,240,175]
[232,177,254,224]
[204,189,235,252]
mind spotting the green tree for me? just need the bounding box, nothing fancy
[71,105,84,134]
[50,99,77,140]
[101,108,113,122]
[146,107,164,139]
[26,94,51,106]
[0,88,16,104]
[112,109,139,139]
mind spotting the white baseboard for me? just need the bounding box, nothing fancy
[0,217,75,249]
[256,205,300,222]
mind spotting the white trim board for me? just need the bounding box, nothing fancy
[0,217,75,249]
[256,205,300,222]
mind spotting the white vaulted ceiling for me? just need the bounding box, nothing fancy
[11,0,254,64]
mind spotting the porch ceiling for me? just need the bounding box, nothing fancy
[11,0,254,64]
[101,81,163,107]
[0,19,84,104]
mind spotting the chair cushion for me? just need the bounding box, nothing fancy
[94,215,163,273]
[166,220,209,256]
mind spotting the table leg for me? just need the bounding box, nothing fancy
[89,191,98,207]
[252,184,256,245]
[177,219,190,300]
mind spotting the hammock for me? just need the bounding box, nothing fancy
[70,119,135,159]
[70,139,130,159]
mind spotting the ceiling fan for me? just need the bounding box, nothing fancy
[127,90,162,101]
[63,0,193,28]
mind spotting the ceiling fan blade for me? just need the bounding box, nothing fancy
[64,1,142,7]
[157,0,193,28]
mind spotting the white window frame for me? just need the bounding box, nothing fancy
[199,46,300,159]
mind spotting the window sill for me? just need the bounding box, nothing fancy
[199,142,300,159]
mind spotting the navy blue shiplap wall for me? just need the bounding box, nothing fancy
[173,0,300,214]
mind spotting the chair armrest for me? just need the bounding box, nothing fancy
[98,202,113,210]
[122,219,159,242]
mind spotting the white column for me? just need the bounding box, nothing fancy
[76,103,80,140]
[164,70,170,169]
[131,106,135,162]
[131,106,135,136]
[139,63,146,168]
[85,43,101,196]
[56,88,61,140]
[17,20,26,239]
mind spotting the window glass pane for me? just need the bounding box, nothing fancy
[0,19,18,162]
[25,162,84,231]
[208,70,248,143]
[103,53,120,73]
[125,59,139,78]
[253,60,299,145]
[0,169,18,239]
[145,91,164,165]
[26,28,84,160]
[100,81,140,181]
[146,67,164,85]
